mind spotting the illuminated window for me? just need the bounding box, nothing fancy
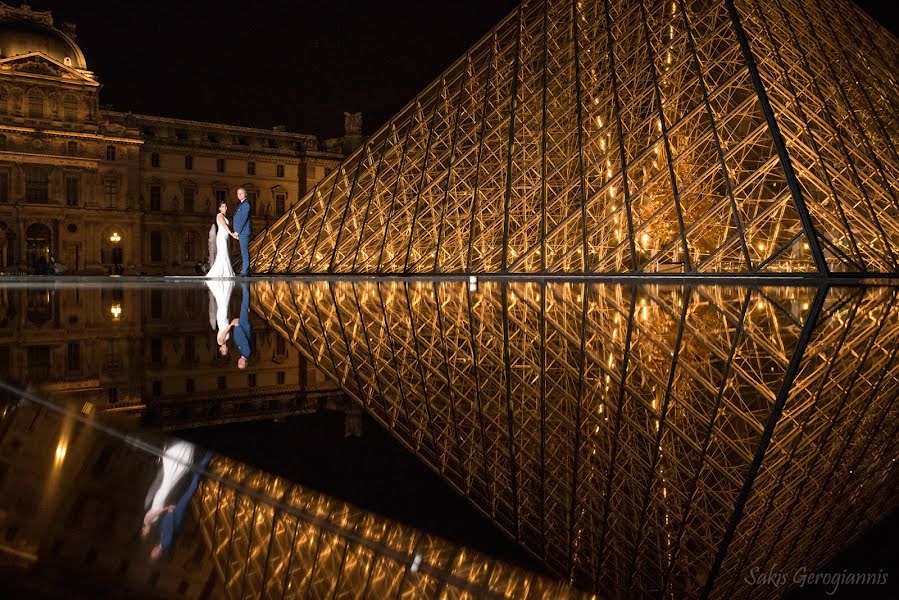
[106,145,116,161]
[151,152,160,167]
[184,155,193,170]
[216,158,225,173]
[276,164,284,177]
[247,161,255,175]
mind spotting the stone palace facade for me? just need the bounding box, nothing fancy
[0,3,360,275]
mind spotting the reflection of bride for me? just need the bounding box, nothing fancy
[141,441,195,535]
[206,278,235,356]
[205,200,235,278]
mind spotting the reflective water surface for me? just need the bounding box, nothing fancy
[1,279,897,599]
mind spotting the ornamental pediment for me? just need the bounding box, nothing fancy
[0,52,97,84]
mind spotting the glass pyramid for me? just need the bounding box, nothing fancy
[252,0,899,275]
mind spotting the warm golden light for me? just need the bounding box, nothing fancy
[109,232,121,243]
[54,441,67,467]
[253,281,899,598]
[110,304,122,319]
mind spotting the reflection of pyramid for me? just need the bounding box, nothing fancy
[253,0,899,275]
[255,281,899,597]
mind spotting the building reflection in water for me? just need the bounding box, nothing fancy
[0,389,588,599]
[255,280,899,598]
[0,282,349,431]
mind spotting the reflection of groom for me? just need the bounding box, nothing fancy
[231,282,251,369]
[150,451,213,561]
[231,187,252,276]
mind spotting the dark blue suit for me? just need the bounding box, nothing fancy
[159,452,212,552]
[232,197,252,275]
[233,283,252,360]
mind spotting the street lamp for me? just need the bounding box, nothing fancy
[109,232,122,274]
[110,303,122,319]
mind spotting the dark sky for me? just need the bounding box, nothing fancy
[28,1,899,139]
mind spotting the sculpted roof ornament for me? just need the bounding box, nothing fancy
[0,3,54,28]
[343,112,362,136]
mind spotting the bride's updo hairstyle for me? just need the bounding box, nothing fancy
[217,199,227,212]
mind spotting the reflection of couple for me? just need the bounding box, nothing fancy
[205,187,252,278]
[206,279,252,368]
[141,441,212,560]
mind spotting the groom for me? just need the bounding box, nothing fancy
[231,187,252,276]
[231,282,252,369]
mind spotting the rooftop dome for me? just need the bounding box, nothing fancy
[0,3,86,69]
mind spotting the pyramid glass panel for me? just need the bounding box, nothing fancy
[253,0,899,275]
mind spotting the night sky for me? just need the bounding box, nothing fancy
[27,1,899,140]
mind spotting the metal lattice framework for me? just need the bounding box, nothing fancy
[254,281,899,597]
[252,0,899,275]
[195,456,589,599]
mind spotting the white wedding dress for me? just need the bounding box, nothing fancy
[149,441,195,512]
[205,216,234,278]
[206,278,235,344]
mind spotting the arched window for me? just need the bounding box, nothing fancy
[63,94,78,121]
[27,89,44,119]
[25,223,51,269]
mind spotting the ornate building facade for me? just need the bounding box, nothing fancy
[0,283,352,429]
[0,3,354,275]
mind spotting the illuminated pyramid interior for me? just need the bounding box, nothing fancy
[253,0,899,276]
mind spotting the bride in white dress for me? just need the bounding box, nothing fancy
[205,200,236,278]
[206,277,235,356]
[141,440,195,534]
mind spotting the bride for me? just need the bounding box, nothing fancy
[206,278,235,356]
[205,200,237,278]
